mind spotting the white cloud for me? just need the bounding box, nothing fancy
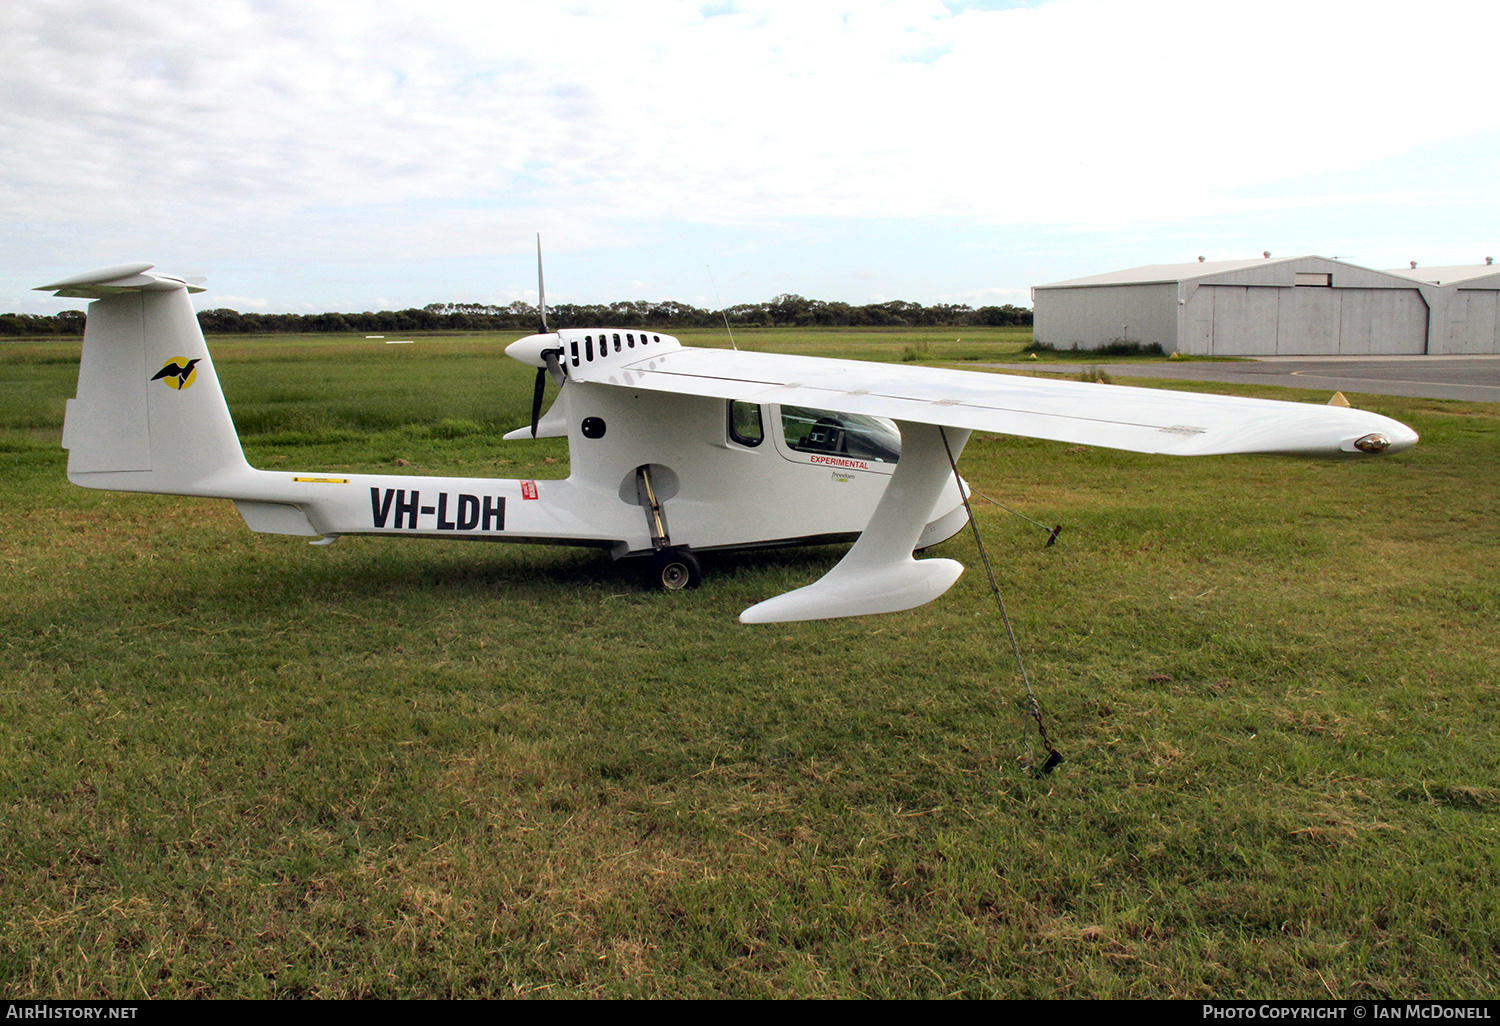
[5,0,1500,307]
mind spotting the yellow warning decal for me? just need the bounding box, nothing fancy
[293,477,349,484]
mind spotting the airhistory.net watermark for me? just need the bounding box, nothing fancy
[5,1008,137,1020]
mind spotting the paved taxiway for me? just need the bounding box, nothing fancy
[1012,355,1500,403]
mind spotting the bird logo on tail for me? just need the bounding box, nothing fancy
[151,357,201,390]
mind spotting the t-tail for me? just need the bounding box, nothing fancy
[34,264,655,555]
[39,264,252,497]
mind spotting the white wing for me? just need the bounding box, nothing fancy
[570,346,1417,457]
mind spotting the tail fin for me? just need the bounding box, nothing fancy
[38,264,250,494]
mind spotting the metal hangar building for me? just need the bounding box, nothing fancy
[1032,255,1500,356]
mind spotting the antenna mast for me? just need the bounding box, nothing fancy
[707,264,737,351]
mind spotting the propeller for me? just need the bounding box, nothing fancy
[529,234,564,437]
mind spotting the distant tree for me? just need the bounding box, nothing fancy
[974,304,1032,326]
[767,294,811,325]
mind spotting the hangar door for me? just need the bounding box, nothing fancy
[1188,286,1426,355]
[1441,290,1500,354]
[1325,289,1428,355]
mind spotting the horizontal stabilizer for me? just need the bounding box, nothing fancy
[36,263,207,299]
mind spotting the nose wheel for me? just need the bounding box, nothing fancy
[649,547,701,591]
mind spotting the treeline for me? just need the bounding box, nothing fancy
[0,311,87,336]
[2,294,1030,337]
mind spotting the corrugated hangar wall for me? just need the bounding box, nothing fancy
[1032,256,1500,356]
[1032,282,1178,350]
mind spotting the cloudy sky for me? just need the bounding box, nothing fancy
[5,0,1499,314]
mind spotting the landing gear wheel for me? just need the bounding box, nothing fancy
[649,547,701,591]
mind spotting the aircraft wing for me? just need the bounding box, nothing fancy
[573,347,1416,458]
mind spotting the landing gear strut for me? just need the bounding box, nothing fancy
[635,463,700,591]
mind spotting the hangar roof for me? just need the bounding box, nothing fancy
[1381,265,1500,286]
[1036,256,1311,289]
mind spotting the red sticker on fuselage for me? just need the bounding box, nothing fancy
[521,480,539,500]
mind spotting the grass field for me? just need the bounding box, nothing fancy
[1,327,1497,998]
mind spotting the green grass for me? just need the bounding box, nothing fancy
[1,330,1497,997]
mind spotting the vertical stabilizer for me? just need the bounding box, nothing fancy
[39,265,250,494]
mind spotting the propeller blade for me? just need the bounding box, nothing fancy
[543,348,565,386]
[536,233,548,336]
[530,365,547,438]
[529,236,560,438]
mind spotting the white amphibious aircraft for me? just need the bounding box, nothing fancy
[39,261,1417,624]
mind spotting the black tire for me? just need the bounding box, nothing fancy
[649,547,701,591]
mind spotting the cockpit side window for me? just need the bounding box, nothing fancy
[728,401,764,447]
[780,405,901,463]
